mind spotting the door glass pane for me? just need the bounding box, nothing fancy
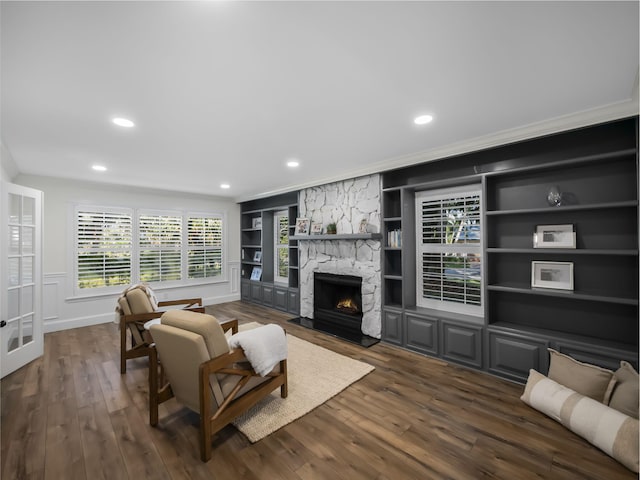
[9,226,20,254]
[9,193,20,224]
[22,196,35,225]
[7,320,20,352]
[22,314,33,346]
[8,257,20,286]
[22,256,33,284]
[7,288,19,319]
[22,226,34,254]
[21,285,34,315]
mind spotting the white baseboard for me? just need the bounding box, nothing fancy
[43,292,242,333]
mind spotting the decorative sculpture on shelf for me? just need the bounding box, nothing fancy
[547,185,563,207]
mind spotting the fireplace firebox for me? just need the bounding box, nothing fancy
[313,272,363,334]
[289,271,379,347]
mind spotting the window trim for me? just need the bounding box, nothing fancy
[414,184,483,317]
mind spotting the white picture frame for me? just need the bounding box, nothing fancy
[253,250,262,262]
[250,266,262,281]
[533,224,576,248]
[310,222,323,235]
[252,217,262,229]
[531,261,574,290]
[295,217,310,235]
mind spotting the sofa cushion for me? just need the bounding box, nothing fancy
[547,349,616,403]
[609,361,639,419]
[522,369,639,473]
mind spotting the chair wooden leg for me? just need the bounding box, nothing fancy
[280,359,288,398]
[149,347,159,426]
[199,364,212,462]
[120,318,127,374]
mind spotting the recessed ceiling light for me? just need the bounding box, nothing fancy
[112,117,135,128]
[414,114,434,125]
[92,165,107,172]
[287,160,300,168]
[220,183,230,189]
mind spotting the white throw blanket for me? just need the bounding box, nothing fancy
[228,324,287,377]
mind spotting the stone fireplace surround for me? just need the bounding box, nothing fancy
[298,174,382,339]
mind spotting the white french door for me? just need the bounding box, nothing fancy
[1,182,43,378]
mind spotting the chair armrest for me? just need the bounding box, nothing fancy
[220,318,238,335]
[157,298,203,308]
[200,348,256,375]
[121,311,164,324]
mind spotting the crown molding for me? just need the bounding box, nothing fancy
[236,98,639,203]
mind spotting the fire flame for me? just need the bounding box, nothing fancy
[337,298,359,312]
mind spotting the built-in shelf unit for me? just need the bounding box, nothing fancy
[381,117,639,382]
[240,191,300,315]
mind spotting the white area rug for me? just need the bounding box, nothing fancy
[230,322,375,443]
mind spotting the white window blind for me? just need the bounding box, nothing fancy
[415,186,482,315]
[139,213,182,282]
[76,208,132,289]
[188,216,223,279]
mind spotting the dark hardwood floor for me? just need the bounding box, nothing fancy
[1,301,635,479]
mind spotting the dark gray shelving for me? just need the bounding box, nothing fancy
[379,117,638,382]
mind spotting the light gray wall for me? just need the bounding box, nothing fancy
[13,174,241,331]
[0,141,19,182]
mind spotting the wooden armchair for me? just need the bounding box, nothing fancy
[148,310,288,462]
[116,285,204,373]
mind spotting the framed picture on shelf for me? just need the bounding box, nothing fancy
[531,261,574,291]
[295,218,310,235]
[250,266,262,281]
[533,224,576,248]
[253,251,262,262]
[252,217,262,229]
[311,222,323,235]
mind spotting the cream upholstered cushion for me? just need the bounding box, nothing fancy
[150,323,211,412]
[609,361,639,419]
[522,369,639,473]
[125,288,155,314]
[118,297,132,316]
[547,349,616,403]
[161,310,230,358]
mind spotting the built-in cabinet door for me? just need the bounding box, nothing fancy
[250,282,263,303]
[406,313,438,356]
[488,330,549,382]
[441,321,483,369]
[241,279,251,301]
[2,183,43,378]
[262,285,274,307]
[273,287,288,312]
[382,309,403,345]
[287,290,299,315]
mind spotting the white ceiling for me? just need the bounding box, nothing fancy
[1,1,638,201]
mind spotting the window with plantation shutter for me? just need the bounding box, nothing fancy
[274,210,289,284]
[415,185,483,316]
[188,215,223,279]
[76,208,132,289]
[139,213,182,283]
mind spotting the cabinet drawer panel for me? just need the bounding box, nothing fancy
[489,332,548,382]
[406,313,438,355]
[441,322,482,368]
